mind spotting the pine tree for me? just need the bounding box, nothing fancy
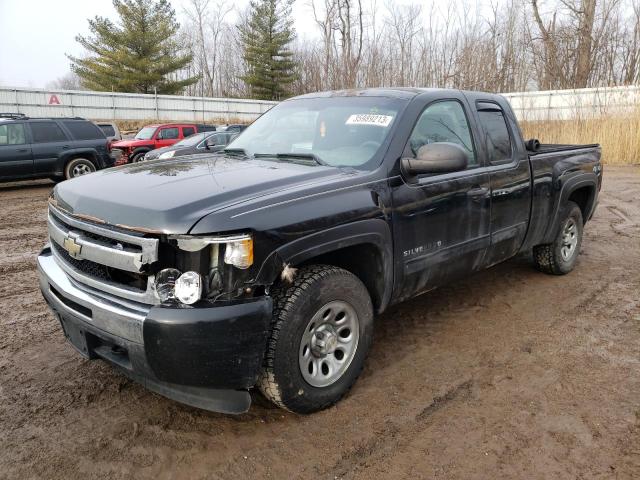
[239,0,298,100]
[69,0,198,94]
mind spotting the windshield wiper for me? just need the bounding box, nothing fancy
[222,148,250,158]
[254,152,331,167]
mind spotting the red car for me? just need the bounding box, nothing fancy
[112,123,216,164]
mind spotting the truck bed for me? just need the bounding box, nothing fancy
[530,143,600,155]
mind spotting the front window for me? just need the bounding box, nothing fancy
[0,123,26,145]
[227,96,407,169]
[135,127,156,140]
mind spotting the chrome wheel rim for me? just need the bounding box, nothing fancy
[561,218,578,260]
[72,163,94,177]
[299,300,360,387]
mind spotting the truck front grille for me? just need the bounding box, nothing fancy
[48,204,160,305]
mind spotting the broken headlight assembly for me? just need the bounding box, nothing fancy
[154,234,254,305]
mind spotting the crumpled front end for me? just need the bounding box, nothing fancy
[37,203,273,414]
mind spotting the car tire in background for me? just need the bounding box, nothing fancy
[533,200,584,275]
[258,265,374,414]
[131,151,147,163]
[64,158,96,180]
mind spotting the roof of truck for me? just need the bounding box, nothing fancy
[291,87,505,102]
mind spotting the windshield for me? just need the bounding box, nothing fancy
[135,127,156,140]
[227,96,406,169]
[174,132,207,147]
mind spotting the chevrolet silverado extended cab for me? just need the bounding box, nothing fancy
[37,88,602,414]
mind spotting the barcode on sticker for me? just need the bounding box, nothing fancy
[345,114,393,127]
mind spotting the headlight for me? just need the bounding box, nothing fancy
[159,150,175,159]
[224,238,253,269]
[155,268,181,302]
[155,268,202,304]
[175,271,203,304]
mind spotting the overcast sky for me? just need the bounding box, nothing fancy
[0,0,318,88]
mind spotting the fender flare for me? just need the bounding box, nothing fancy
[254,219,394,312]
[542,172,597,244]
[58,149,99,172]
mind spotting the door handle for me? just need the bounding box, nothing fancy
[62,145,70,149]
[467,187,489,198]
[16,148,29,153]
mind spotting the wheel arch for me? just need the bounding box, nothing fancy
[542,173,597,244]
[255,219,393,314]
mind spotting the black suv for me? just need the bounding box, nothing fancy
[0,113,113,182]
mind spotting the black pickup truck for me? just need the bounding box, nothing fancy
[37,88,602,414]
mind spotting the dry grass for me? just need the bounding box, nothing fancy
[520,113,640,165]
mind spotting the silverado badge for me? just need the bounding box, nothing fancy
[63,235,82,258]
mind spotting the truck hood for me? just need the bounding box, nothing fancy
[53,154,350,234]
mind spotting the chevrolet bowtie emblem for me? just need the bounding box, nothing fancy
[63,236,82,258]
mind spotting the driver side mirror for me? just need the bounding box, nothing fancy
[205,137,217,149]
[401,142,468,176]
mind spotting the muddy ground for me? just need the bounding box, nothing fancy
[0,166,639,479]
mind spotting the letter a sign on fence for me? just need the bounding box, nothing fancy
[47,94,62,105]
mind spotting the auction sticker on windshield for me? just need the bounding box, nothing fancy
[346,114,394,127]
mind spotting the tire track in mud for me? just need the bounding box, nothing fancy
[318,379,474,479]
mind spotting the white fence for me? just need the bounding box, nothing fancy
[0,86,277,122]
[1,84,639,123]
[503,85,640,121]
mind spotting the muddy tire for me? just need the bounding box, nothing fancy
[533,201,583,275]
[258,265,374,414]
[64,158,96,180]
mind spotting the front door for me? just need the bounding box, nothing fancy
[0,122,33,178]
[156,127,180,148]
[391,99,491,302]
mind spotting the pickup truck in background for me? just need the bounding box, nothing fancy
[37,88,602,415]
[112,122,216,164]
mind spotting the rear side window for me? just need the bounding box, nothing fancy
[62,120,104,140]
[99,124,116,137]
[477,103,512,164]
[182,126,196,137]
[30,122,67,143]
[0,123,27,145]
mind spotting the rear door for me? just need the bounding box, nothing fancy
[182,126,196,138]
[0,122,33,178]
[29,121,71,175]
[470,98,531,266]
[390,97,491,301]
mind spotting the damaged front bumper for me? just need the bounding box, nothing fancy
[37,246,272,414]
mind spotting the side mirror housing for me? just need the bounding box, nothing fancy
[401,142,468,176]
[205,137,217,149]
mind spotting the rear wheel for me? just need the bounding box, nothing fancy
[64,158,96,180]
[259,265,374,414]
[533,201,583,275]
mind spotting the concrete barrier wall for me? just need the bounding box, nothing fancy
[502,85,640,121]
[0,86,277,122]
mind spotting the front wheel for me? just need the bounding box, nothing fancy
[130,151,147,163]
[258,265,374,414]
[533,201,584,275]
